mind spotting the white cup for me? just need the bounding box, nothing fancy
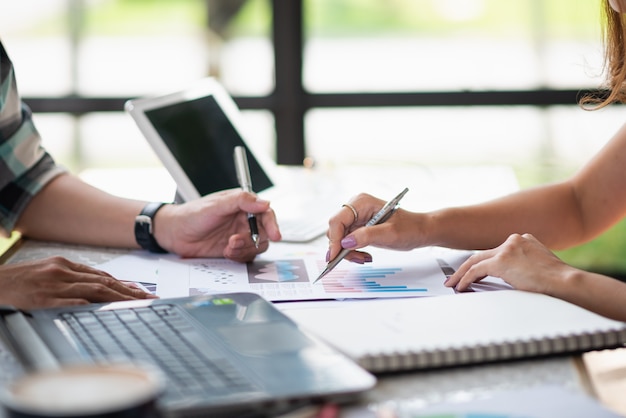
[0,363,165,418]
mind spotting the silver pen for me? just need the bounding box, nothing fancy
[313,187,409,284]
[233,146,260,248]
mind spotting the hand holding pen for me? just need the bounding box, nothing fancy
[313,187,409,284]
[233,146,260,248]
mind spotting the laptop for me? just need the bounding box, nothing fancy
[125,78,345,242]
[0,293,375,417]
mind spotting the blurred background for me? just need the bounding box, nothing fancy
[2,0,626,275]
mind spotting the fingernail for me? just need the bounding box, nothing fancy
[364,254,372,263]
[341,236,356,248]
[325,250,330,262]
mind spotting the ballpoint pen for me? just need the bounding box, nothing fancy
[233,146,260,248]
[313,187,409,284]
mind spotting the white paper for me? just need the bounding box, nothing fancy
[96,245,467,301]
[409,386,621,418]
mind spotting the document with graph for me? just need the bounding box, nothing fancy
[95,245,470,301]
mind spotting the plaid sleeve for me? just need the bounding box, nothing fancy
[0,40,65,234]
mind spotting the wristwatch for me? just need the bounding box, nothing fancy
[134,202,168,253]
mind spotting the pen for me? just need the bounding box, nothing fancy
[313,187,409,284]
[233,146,260,248]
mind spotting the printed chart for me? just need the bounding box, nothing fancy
[96,245,471,301]
[160,245,459,301]
[318,263,429,294]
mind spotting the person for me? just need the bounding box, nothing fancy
[0,40,281,310]
[326,0,626,322]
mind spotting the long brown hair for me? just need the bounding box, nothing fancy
[581,0,626,108]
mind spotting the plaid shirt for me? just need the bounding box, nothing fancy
[0,40,65,234]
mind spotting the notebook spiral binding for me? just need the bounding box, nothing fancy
[360,328,626,373]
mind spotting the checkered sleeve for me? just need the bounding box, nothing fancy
[0,40,65,234]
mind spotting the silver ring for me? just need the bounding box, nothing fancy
[341,203,358,223]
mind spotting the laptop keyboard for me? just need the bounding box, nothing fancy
[0,338,25,387]
[59,304,254,403]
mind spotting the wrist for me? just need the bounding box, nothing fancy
[548,265,585,299]
[417,212,439,247]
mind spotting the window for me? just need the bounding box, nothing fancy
[4,0,625,274]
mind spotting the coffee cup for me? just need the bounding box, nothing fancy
[0,363,165,418]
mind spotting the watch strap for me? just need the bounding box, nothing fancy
[135,202,168,253]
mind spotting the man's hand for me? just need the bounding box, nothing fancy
[0,257,156,310]
[154,189,282,262]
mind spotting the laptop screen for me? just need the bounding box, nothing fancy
[144,95,273,196]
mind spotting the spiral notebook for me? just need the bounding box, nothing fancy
[282,290,626,373]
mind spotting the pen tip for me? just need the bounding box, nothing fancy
[312,270,328,285]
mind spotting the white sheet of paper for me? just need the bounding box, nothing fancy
[96,251,186,298]
[409,386,622,418]
[96,245,468,301]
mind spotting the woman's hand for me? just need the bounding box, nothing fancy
[444,233,573,294]
[325,193,422,264]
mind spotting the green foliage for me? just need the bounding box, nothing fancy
[84,0,207,35]
[515,163,626,275]
[75,0,600,39]
[556,220,626,274]
[228,0,271,36]
[304,0,599,38]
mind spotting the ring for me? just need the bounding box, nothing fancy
[341,203,358,223]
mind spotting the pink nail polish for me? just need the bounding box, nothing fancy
[341,236,356,248]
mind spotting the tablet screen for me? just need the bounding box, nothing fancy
[145,95,273,196]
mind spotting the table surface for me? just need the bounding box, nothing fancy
[4,165,619,416]
[6,238,594,417]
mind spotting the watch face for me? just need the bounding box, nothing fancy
[135,206,167,253]
[135,215,153,234]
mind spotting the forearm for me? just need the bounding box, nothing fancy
[424,181,586,251]
[15,173,146,248]
[552,268,626,322]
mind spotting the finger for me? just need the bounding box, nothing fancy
[223,233,265,262]
[36,258,150,299]
[64,262,153,298]
[453,258,494,292]
[340,203,359,226]
[327,208,359,260]
[343,250,373,264]
[237,191,271,214]
[121,282,160,299]
[329,199,365,236]
[258,209,282,242]
[67,280,152,303]
[234,229,270,253]
[55,258,117,280]
[445,251,492,288]
[339,223,387,253]
[74,273,156,300]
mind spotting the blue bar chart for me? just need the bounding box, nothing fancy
[319,265,429,294]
